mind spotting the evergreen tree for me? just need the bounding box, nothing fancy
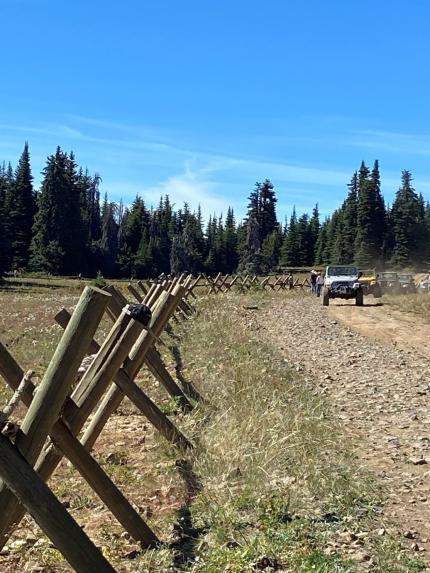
[296,213,313,265]
[354,160,386,267]
[325,210,343,263]
[100,194,119,277]
[170,234,189,275]
[0,163,12,275]
[30,148,85,274]
[6,143,36,269]
[390,171,427,266]
[308,204,320,263]
[258,179,278,241]
[339,172,358,263]
[30,149,67,273]
[261,229,282,272]
[315,219,329,265]
[280,208,299,266]
[224,207,238,273]
[237,213,261,274]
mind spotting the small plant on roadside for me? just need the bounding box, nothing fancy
[92,270,107,289]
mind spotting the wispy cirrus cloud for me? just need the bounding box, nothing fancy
[347,129,430,156]
[7,113,430,219]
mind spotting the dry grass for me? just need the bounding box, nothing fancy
[160,292,424,572]
[383,292,430,320]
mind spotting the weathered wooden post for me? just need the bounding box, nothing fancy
[0,286,110,547]
[0,434,116,573]
[0,342,159,547]
[127,283,143,302]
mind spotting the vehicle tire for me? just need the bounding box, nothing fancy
[322,288,329,306]
[373,285,382,298]
[356,288,364,306]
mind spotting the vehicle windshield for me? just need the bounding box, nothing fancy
[359,269,373,276]
[380,272,397,280]
[398,274,411,281]
[327,265,358,276]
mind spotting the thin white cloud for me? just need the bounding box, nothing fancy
[9,115,430,218]
[108,167,231,219]
[348,129,430,156]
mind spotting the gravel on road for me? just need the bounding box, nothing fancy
[258,294,430,557]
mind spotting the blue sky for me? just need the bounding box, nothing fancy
[2,0,430,221]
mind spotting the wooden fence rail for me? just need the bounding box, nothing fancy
[139,272,311,295]
[0,271,300,571]
[0,278,199,571]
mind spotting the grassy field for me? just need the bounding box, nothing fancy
[0,283,426,572]
[383,291,430,320]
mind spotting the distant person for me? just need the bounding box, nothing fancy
[310,270,317,294]
[316,272,324,297]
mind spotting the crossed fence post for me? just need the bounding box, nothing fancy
[0,282,194,557]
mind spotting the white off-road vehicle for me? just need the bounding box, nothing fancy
[322,264,363,307]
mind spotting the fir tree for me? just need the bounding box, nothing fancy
[339,172,358,263]
[354,160,386,267]
[280,208,299,266]
[308,204,320,263]
[390,171,427,266]
[315,219,329,265]
[224,207,238,273]
[258,178,278,241]
[100,195,119,277]
[0,163,12,274]
[261,229,282,272]
[238,213,261,274]
[6,143,36,269]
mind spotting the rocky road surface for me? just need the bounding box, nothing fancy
[258,295,430,558]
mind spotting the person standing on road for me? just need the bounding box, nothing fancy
[316,272,324,297]
[310,270,317,294]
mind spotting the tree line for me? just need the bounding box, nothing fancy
[1,144,430,279]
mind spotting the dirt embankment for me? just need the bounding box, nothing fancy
[259,295,430,558]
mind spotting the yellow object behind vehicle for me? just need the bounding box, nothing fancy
[358,269,382,298]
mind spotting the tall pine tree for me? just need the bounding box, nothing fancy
[6,143,36,270]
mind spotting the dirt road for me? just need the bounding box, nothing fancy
[330,300,430,359]
[259,295,430,557]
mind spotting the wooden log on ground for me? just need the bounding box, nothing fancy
[0,434,116,573]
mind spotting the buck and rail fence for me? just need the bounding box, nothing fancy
[140,272,312,295]
[0,274,204,572]
[0,271,302,572]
